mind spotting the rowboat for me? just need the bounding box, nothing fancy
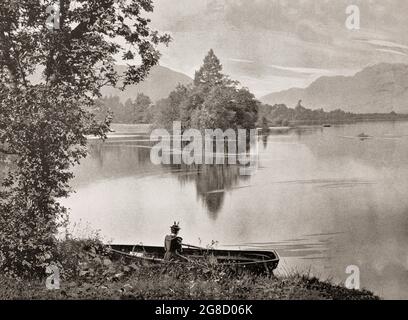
[357,132,371,140]
[108,244,279,274]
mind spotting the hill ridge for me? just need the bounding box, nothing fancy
[261,63,408,113]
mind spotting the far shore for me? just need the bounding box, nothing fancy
[98,117,408,134]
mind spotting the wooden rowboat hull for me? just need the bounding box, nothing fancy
[108,244,279,274]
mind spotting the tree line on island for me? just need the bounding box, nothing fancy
[96,49,259,131]
[95,51,407,131]
[258,101,407,128]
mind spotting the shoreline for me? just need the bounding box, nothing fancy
[0,239,379,300]
[265,117,408,129]
[105,117,408,131]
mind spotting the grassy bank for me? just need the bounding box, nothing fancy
[0,239,378,300]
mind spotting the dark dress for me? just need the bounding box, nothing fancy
[164,234,183,260]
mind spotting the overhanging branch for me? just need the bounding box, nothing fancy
[70,1,114,40]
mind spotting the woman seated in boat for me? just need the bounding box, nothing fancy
[164,222,183,261]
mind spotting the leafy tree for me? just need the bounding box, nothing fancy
[194,49,224,88]
[157,50,258,131]
[0,0,169,279]
[95,93,153,124]
[124,98,135,122]
[261,116,270,132]
[95,95,125,122]
[133,93,152,123]
[154,84,189,130]
[258,102,372,127]
[231,88,259,129]
[193,85,237,130]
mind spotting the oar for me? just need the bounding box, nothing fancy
[182,243,206,250]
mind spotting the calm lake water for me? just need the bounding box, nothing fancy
[62,121,408,299]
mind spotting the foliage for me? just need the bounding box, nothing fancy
[93,50,259,130]
[0,0,169,279]
[132,93,153,123]
[155,49,259,132]
[95,93,154,124]
[194,49,226,88]
[153,85,189,130]
[258,100,407,127]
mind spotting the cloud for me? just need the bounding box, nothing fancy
[357,39,408,51]
[148,0,408,96]
[354,38,408,58]
[227,58,255,64]
[267,64,356,76]
[367,40,408,51]
[376,49,408,57]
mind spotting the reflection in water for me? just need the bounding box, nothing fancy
[170,163,246,218]
[77,135,251,219]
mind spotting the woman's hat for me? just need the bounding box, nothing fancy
[170,221,181,231]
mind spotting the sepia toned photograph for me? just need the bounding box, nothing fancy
[0,0,407,307]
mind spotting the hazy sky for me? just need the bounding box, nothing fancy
[144,0,408,96]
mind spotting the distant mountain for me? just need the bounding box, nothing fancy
[261,63,408,114]
[101,65,192,102]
